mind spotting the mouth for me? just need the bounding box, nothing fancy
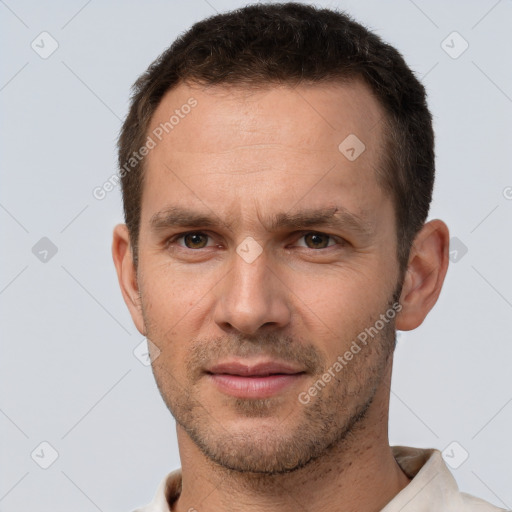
[205,360,306,399]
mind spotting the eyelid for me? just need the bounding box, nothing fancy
[290,230,346,248]
[166,231,216,248]
[166,230,347,249]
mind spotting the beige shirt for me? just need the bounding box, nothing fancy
[133,445,508,512]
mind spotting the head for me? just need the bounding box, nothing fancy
[113,2,449,474]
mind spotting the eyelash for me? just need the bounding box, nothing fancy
[165,231,347,251]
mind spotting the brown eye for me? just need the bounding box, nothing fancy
[294,232,339,249]
[304,233,330,249]
[183,233,209,248]
[168,232,212,249]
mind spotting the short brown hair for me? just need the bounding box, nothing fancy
[118,2,435,273]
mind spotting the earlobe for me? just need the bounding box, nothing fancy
[395,219,450,331]
[112,224,146,335]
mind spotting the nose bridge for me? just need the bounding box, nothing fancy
[214,237,290,334]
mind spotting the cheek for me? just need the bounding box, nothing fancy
[290,266,394,354]
[138,264,201,341]
[140,272,194,382]
[141,258,203,302]
[293,263,385,316]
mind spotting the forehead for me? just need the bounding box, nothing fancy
[141,78,389,231]
[147,78,384,155]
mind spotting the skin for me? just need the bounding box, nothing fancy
[112,78,450,512]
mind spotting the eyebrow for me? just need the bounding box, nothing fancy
[149,205,374,239]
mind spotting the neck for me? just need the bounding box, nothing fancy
[172,362,411,512]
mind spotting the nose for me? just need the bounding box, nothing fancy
[213,244,291,335]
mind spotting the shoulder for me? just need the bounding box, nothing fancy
[388,446,508,512]
[459,491,509,512]
[131,468,182,512]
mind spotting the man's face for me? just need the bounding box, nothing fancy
[135,79,402,474]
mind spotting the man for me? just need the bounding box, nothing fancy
[112,3,506,511]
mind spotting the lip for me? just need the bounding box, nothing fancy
[205,360,306,399]
[206,360,305,376]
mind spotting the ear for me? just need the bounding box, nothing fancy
[112,224,146,335]
[395,219,450,331]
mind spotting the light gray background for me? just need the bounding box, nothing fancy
[1,0,511,510]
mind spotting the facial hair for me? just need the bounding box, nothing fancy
[144,284,401,476]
